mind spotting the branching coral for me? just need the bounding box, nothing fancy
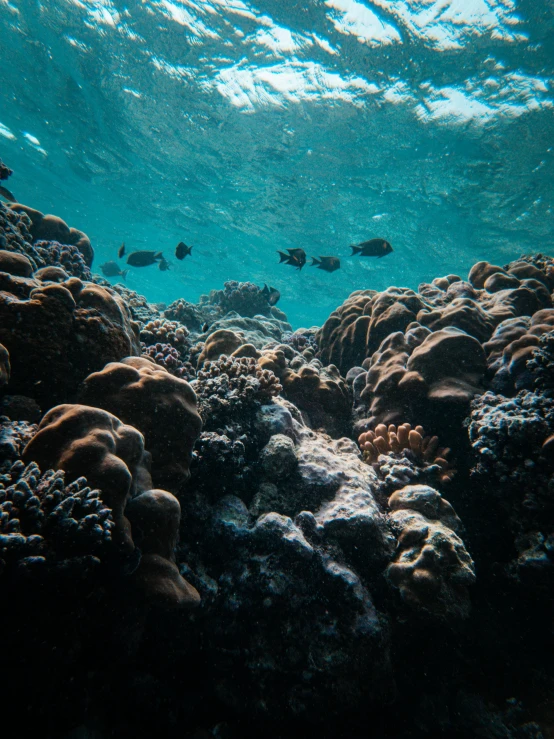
[207,280,271,318]
[192,355,282,430]
[527,330,554,393]
[140,319,189,353]
[358,423,455,484]
[0,460,115,580]
[141,342,195,381]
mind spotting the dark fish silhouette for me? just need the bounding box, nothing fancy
[262,284,280,306]
[158,256,171,271]
[0,159,12,181]
[100,261,128,279]
[126,250,163,267]
[350,238,393,257]
[277,248,306,270]
[175,242,192,260]
[118,242,125,258]
[311,256,341,273]
[202,322,209,332]
[0,185,16,202]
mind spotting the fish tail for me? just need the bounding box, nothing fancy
[350,245,361,255]
[310,257,321,266]
[154,252,163,260]
[277,251,289,263]
[122,270,129,280]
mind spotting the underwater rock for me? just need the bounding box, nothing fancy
[386,484,475,619]
[0,274,140,407]
[0,395,41,423]
[78,357,202,493]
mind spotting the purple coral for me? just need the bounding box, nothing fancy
[141,342,196,381]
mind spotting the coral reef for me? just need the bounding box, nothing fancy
[141,342,195,380]
[206,280,272,317]
[23,403,148,553]
[0,270,140,407]
[356,325,486,442]
[193,354,281,430]
[78,357,202,492]
[0,460,114,581]
[359,423,455,486]
[8,203,93,265]
[0,343,9,387]
[386,484,475,619]
[468,390,554,591]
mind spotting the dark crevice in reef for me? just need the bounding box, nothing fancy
[0,185,553,738]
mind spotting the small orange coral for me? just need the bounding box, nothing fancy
[358,423,455,483]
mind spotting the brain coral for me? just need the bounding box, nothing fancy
[78,357,202,492]
[0,272,140,407]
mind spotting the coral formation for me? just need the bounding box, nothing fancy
[0,460,115,581]
[23,403,148,553]
[0,272,140,407]
[359,423,455,484]
[206,280,272,317]
[9,203,93,265]
[78,357,202,491]
[0,343,9,387]
[386,484,475,618]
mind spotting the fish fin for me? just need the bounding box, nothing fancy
[310,257,321,266]
[277,251,290,263]
[350,245,361,255]
[154,252,163,260]
[0,185,16,202]
[122,270,129,280]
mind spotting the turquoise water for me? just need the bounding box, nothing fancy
[1,0,553,327]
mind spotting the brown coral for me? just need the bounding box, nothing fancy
[197,329,244,367]
[0,273,140,407]
[78,357,202,492]
[358,423,455,483]
[9,203,93,265]
[22,404,148,553]
[125,490,200,609]
[386,484,476,619]
[0,343,9,387]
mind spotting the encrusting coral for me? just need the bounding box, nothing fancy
[386,484,476,619]
[358,423,456,484]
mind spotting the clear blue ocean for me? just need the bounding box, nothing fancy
[1,0,552,327]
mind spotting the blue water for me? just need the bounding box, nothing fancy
[1,0,553,327]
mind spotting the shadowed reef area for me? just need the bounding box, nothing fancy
[1,193,553,739]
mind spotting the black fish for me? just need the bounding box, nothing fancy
[176,242,192,260]
[311,256,341,273]
[126,250,163,267]
[262,284,280,306]
[202,322,209,332]
[158,257,171,271]
[100,261,128,279]
[277,248,306,270]
[350,238,393,257]
[118,242,125,258]
[0,185,16,202]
